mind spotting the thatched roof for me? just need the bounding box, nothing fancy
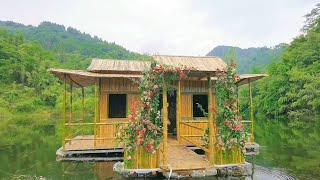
[209,74,267,86]
[87,55,227,75]
[88,58,151,73]
[48,68,141,87]
[236,74,267,86]
[154,55,227,73]
[48,56,266,87]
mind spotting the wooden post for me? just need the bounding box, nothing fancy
[69,82,73,145]
[162,77,168,168]
[97,78,101,141]
[236,85,240,116]
[249,79,254,143]
[207,75,215,165]
[81,87,85,136]
[212,83,217,140]
[176,80,181,143]
[62,74,67,150]
[94,78,98,149]
[98,79,101,123]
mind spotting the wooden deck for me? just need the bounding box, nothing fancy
[61,136,211,171]
[164,138,212,171]
[64,135,117,150]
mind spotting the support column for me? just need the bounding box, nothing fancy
[208,75,215,165]
[162,77,168,168]
[94,78,98,149]
[98,79,101,123]
[249,79,254,143]
[81,87,85,136]
[236,85,240,116]
[69,82,73,145]
[176,80,181,143]
[62,74,67,150]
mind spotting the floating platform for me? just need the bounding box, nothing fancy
[57,136,255,178]
[57,136,260,162]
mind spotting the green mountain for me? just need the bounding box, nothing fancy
[0,21,150,116]
[0,21,151,69]
[207,45,283,73]
[238,5,320,126]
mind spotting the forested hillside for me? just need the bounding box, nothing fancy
[240,6,320,126]
[207,45,283,73]
[0,21,151,69]
[0,21,151,116]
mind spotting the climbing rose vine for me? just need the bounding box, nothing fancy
[202,60,247,152]
[215,59,246,151]
[116,61,191,165]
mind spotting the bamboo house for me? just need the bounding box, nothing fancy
[49,55,266,177]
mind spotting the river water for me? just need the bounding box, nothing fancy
[0,116,319,179]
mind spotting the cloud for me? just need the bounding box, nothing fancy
[0,0,318,55]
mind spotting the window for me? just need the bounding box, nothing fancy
[193,95,208,118]
[109,94,127,118]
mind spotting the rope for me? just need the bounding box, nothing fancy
[167,164,172,180]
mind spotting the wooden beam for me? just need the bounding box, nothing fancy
[67,74,83,87]
[180,122,205,131]
[236,78,247,86]
[162,77,168,168]
[207,75,215,165]
[176,80,181,143]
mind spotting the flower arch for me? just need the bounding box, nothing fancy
[201,60,247,153]
[116,61,191,165]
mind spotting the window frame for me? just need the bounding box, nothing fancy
[192,93,209,119]
[107,93,128,119]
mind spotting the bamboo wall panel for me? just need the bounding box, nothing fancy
[99,93,141,143]
[179,120,208,145]
[181,94,192,118]
[101,78,139,93]
[100,94,107,119]
[98,119,127,145]
[128,94,141,111]
[181,80,208,93]
[125,147,160,169]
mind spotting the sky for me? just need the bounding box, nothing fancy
[0,0,318,55]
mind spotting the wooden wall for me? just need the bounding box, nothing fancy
[98,78,214,145]
[181,80,208,93]
[101,78,139,93]
[181,94,192,118]
[99,78,140,144]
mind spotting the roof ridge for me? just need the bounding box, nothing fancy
[154,55,220,58]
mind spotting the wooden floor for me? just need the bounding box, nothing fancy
[164,138,212,171]
[64,135,118,150]
[63,136,211,171]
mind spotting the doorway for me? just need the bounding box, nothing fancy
[159,91,177,135]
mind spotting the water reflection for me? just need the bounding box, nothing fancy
[0,116,319,179]
[254,118,320,180]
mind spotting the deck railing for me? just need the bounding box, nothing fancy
[62,121,127,150]
[179,120,209,152]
